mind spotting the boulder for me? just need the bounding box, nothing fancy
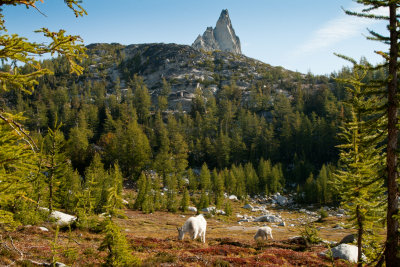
[40,208,76,226]
[228,195,238,201]
[50,210,77,226]
[278,221,286,227]
[188,206,197,213]
[323,244,362,263]
[254,215,283,223]
[272,193,288,206]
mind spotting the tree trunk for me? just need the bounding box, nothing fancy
[356,205,363,267]
[385,3,399,266]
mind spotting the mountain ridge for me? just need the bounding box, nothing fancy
[84,42,325,111]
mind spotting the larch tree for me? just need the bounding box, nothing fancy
[43,120,68,213]
[0,0,87,224]
[334,66,386,265]
[340,2,400,265]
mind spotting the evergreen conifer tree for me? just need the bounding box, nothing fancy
[334,66,386,265]
[187,168,198,192]
[166,174,178,212]
[338,2,400,264]
[180,187,190,212]
[199,163,211,192]
[44,120,68,212]
[134,172,148,210]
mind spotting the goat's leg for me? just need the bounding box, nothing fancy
[192,230,198,240]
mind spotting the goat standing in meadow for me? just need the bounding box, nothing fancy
[177,214,207,243]
[254,226,273,241]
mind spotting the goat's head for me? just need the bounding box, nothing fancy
[177,227,184,240]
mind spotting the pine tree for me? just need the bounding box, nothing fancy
[258,158,271,196]
[166,174,178,212]
[117,117,151,180]
[180,187,190,212]
[59,166,82,213]
[224,201,232,216]
[100,182,140,266]
[197,191,209,210]
[0,115,38,229]
[187,168,198,192]
[132,75,151,124]
[84,153,108,214]
[153,112,173,185]
[269,164,284,194]
[0,0,88,225]
[304,173,316,204]
[334,66,386,265]
[134,172,148,210]
[44,120,68,212]
[199,163,211,193]
[99,217,140,266]
[315,164,332,204]
[213,170,225,208]
[244,162,259,196]
[339,2,400,264]
[157,78,171,112]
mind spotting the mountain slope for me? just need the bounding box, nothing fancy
[84,42,330,111]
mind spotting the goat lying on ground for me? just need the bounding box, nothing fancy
[177,214,207,243]
[254,226,273,241]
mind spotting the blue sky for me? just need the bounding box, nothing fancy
[3,0,388,75]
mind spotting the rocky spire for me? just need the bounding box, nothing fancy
[192,9,242,54]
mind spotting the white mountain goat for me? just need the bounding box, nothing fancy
[177,214,207,243]
[254,226,273,241]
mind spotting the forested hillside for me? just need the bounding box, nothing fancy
[1,42,370,204]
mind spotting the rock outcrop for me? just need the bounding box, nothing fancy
[192,9,241,54]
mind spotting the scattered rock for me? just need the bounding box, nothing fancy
[180,215,186,218]
[333,225,344,230]
[340,234,356,244]
[122,199,129,205]
[38,226,49,232]
[272,193,288,206]
[243,204,253,210]
[216,210,226,215]
[278,222,286,227]
[202,206,216,213]
[254,215,283,223]
[188,206,197,213]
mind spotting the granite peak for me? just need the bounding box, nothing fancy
[192,9,241,54]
